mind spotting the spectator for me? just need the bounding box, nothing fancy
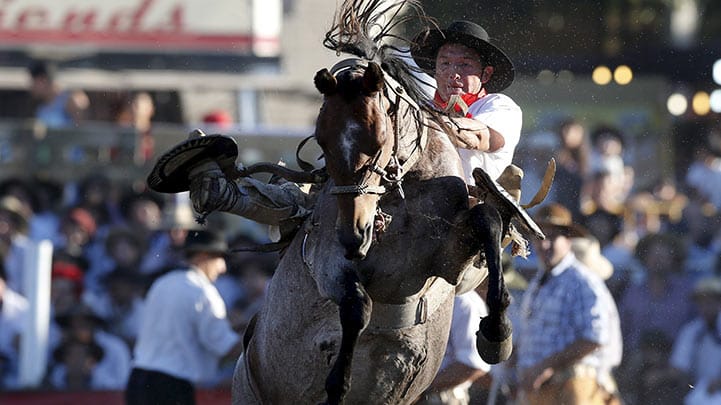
[118,189,168,276]
[588,125,633,206]
[28,60,89,128]
[125,229,242,404]
[0,262,28,389]
[113,91,156,164]
[47,337,105,390]
[416,285,491,405]
[618,232,696,354]
[516,203,622,405]
[51,304,131,390]
[55,206,97,264]
[670,276,721,404]
[685,127,721,210]
[0,195,33,295]
[680,196,721,281]
[552,118,591,220]
[49,253,88,317]
[85,225,148,295]
[92,268,147,348]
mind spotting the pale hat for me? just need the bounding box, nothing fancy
[572,236,613,280]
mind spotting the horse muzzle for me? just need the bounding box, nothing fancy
[337,222,373,260]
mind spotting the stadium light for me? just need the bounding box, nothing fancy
[692,91,710,115]
[710,89,721,113]
[592,66,612,85]
[667,93,688,116]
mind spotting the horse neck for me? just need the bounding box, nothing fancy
[391,100,427,170]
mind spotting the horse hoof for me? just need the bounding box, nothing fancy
[476,329,512,364]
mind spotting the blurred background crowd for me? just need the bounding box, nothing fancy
[0,0,720,404]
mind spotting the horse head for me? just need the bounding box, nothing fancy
[313,61,394,260]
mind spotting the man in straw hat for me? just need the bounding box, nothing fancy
[125,229,242,405]
[515,203,622,405]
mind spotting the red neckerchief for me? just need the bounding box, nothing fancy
[433,89,486,117]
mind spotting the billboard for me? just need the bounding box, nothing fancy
[0,0,280,55]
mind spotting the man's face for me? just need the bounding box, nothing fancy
[433,43,492,102]
[203,254,227,282]
[533,228,573,270]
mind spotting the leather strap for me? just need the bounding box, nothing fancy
[366,277,450,332]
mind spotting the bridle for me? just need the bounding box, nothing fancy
[325,58,428,200]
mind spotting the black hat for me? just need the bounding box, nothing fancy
[411,21,514,93]
[184,230,228,256]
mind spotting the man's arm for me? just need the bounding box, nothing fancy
[434,116,505,152]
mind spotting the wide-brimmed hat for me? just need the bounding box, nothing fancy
[571,236,613,280]
[147,130,238,194]
[533,203,589,237]
[184,229,228,256]
[411,20,514,93]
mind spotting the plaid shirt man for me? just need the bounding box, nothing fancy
[516,252,622,376]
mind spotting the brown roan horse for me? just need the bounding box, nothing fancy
[232,1,535,404]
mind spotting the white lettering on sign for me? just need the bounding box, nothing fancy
[0,0,279,54]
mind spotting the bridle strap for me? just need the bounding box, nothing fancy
[325,58,428,197]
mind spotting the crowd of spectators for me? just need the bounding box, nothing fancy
[0,172,276,392]
[495,119,721,404]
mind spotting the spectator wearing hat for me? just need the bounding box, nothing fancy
[86,265,147,348]
[49,304,130,390]
[126,229,242,405]
[46,337,105,390]
[669,276,721,403]
[411,20,522,185]
[49,252,89,317]
[27,60,89,128]
[84,225,148,296]
[516,203,622,405]
[0,195,33,296]
[55,206,98,270]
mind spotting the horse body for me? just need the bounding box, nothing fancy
[234,121,477,404]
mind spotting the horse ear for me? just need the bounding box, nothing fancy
[314,69,337,95]
[362,62,384,94]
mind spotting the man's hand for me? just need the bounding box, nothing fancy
[520,364,555,392]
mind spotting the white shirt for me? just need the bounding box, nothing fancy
[0,286,28,389]
[132,268,240,384]
[457,93,522,182]
[439,291,491,390]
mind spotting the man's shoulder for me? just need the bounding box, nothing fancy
[468,93,520,115]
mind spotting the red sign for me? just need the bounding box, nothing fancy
[0,0,280,54]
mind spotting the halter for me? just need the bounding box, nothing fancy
[326,58,428,199]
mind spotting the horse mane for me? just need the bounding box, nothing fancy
[323,0,437,109]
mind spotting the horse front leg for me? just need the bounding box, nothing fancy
[469,204,513,364]
[323,268,372,405]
